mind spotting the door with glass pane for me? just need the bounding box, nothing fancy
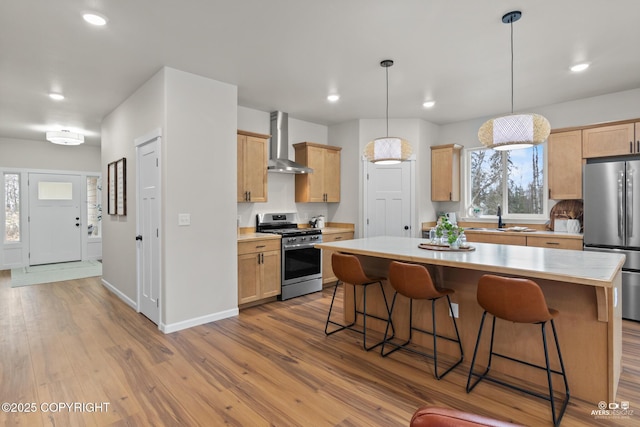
[28,173,82,265]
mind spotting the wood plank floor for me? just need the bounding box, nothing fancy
[0,270,638,426]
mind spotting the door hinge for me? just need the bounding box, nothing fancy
[156,229,159,238]
[366,218,369,225]
[157,299,159,308]
[156,158,158,167]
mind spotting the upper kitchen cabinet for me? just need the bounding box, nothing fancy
[582,122,638,158]
[431,144,461,202]
[237,130,269,203]
[548,130,583,200]
[294,142,342,203]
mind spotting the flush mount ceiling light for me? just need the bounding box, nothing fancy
[82,13,108,26]
[478,11,550,151]
[49,93,64,101]
[363,59,412,164]
[423,100,436,108]
[327,94,340,102]
[46,130,85,145]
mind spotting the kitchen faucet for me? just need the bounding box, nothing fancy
[497,206,504,228]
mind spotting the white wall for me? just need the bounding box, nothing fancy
[101,69,165,306]
[102,67,239,332]
[163,67,237,328]
[327,120,360,230]
[0,137,101,171]
[237,107,330,227]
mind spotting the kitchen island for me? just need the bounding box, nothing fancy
[315,236,625,404]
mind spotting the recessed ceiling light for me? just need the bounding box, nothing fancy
[570,63,590,72]
[423,101,436,108]
[83,13,108,26]
[49,93,65,101]
[327,94,340,102]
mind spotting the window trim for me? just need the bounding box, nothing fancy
[463,144,548,221]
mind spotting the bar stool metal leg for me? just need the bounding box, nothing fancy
[382,291,463,380]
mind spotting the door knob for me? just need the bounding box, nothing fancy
[75,217,80,220]
[404,225,409,230]
[75,223,80,227]
[136,235,143,241]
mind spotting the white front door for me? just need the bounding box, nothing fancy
[28,173,82,265]
[136,135,161,325]
[365,160,413,238]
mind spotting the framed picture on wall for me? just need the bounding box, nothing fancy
[116,157,126,215]
[107,161,117,215]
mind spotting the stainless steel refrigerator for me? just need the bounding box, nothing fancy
[583,159,640,321]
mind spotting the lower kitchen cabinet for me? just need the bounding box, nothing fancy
[525,235,583,250]
[238,239,281,305]
[465,232,582,250]
[321,230,354,286]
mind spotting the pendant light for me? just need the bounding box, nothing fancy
[363,59,412,164]
[478,11,550,151]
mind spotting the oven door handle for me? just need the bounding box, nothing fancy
[283,243,321,250]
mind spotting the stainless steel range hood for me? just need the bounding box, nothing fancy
[268,111,313,174]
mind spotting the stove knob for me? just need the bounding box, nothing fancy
[301,237,307,241]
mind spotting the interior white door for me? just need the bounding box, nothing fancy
[136,137,161,325]
[365,161,413,237]
[28,173,82,265]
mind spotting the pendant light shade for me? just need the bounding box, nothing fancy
[478,11,550,151]
[46,130,85,145]
[364,59,412,164]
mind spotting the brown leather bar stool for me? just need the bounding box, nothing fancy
[466,274,570,427]
[381,261,463,380]
[325,252,395,351]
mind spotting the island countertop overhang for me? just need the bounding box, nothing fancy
[315,236,625,288]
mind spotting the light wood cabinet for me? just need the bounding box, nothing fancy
[321,230,354,286]
[465,233,526,246]
[465,231,583,250]
[431,144,462,201]
[548,130,583,200]
[238,239,281,305]
[582,122,637,158]
[293,142,342,203]
[237,130,269,203]
[526,236,583,250]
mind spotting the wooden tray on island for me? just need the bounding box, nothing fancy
[418,243,476,252]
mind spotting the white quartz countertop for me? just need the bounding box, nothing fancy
[315,236,624,288]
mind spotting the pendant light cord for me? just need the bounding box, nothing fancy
[385,64,389,137]
[510,18,514,114]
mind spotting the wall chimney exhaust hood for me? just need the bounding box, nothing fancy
[268,111,313,174]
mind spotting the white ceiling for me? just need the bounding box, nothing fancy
[2,0,639,146]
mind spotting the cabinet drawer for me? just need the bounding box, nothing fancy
[323,231,354,243]
[526,236,583,250]
[465,233,526,246]
[238,239,281,255]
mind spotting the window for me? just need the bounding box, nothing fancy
[4,173,20,242]
[87,176,102,238]
[466,145,546,219]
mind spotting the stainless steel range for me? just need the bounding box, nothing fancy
[256,213,323,300]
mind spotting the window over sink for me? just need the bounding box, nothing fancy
[464,144,547,220]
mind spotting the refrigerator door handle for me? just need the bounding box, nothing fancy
[619,170,625,239]
[628,165,634,238]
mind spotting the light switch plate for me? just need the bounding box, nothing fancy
[178,213,191,226]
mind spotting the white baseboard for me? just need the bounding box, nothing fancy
[101,278,137,310]
[160,308,239,334]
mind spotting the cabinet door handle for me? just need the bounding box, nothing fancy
[449,192,452,201]
[260,253,264,264]
[257,253,261,264]
[637,140,639,153]
[549,188,551,199]
[255,245,266,249]
[248,191,251,201]
[335,236,343,240]
[545,242,560,246]
[631,141,634,153]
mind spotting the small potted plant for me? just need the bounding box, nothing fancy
[435,215,464,248]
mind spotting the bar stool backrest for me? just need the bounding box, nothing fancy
[388,261,444,300]
[477,274,555,323]
[332,253,373,286]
